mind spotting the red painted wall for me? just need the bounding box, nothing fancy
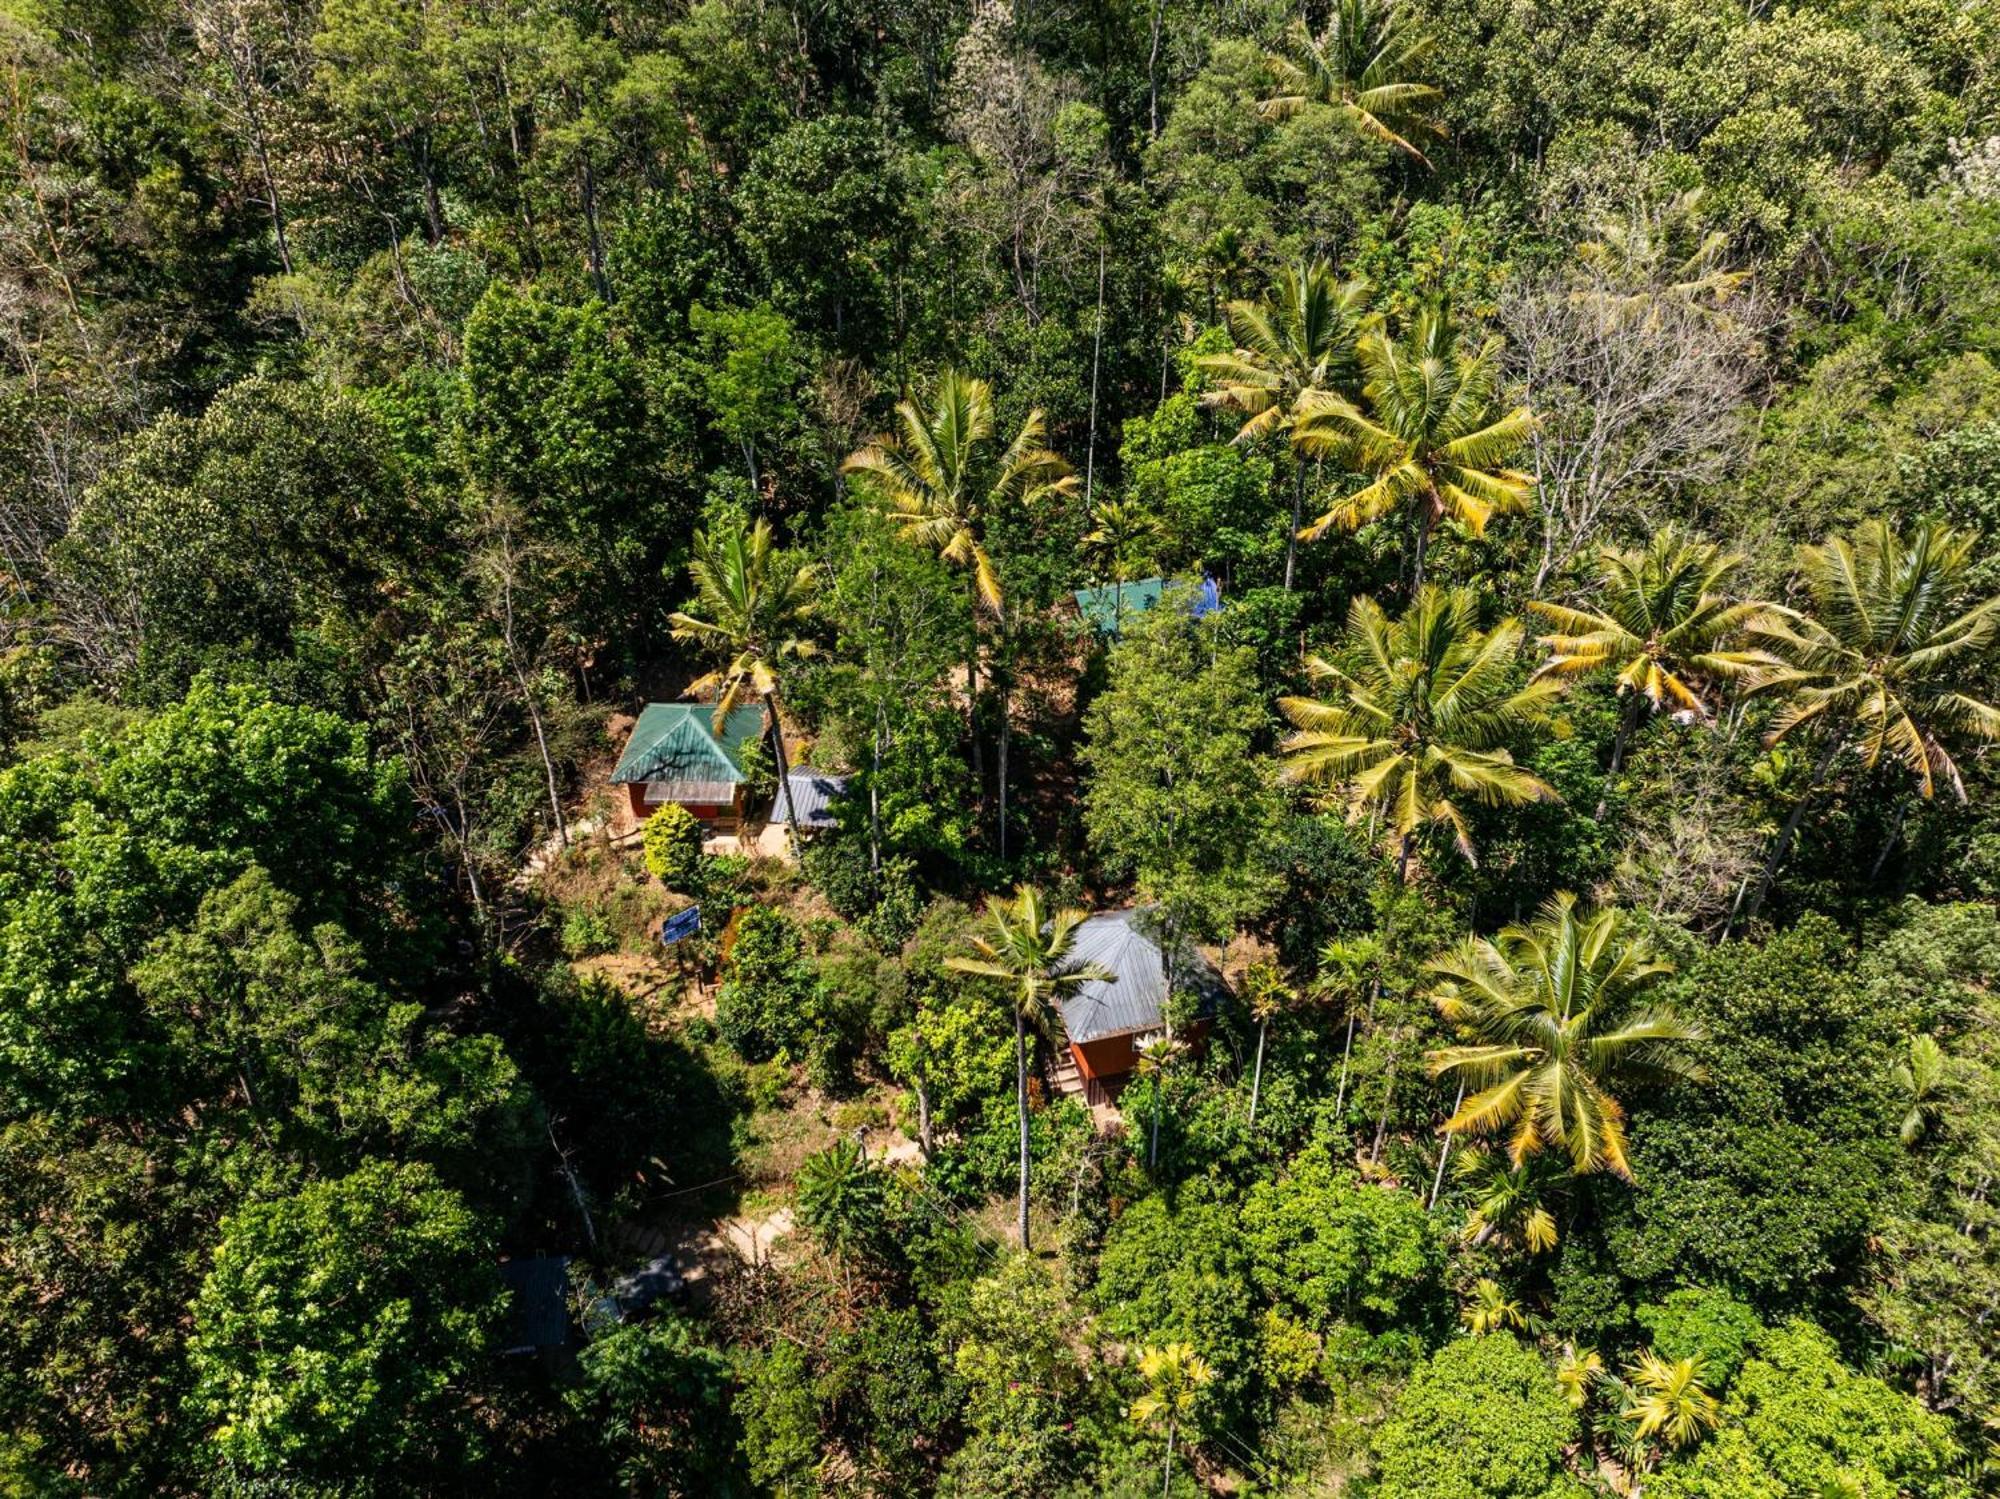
[1068,1019,1213,1083]
[624,784,737,824]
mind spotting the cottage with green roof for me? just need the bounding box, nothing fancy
[609,703,767,826]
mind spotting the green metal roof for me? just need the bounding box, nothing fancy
[1073,577,1167,634]
[610,703,767,801]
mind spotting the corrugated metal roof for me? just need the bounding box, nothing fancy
[1073,577,1223,636]
[780,771,848,829]
[610,703,766,802]
[1059,909,1230,1045]
[498,1256,570,1352]
[1073,577,1167,634]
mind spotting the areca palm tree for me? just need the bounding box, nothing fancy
[1426,893,1703,1179]
[945,886,1112,1248]
[1532,527,1780,807]
[1741,521,2000,921]
[1462,1278,1527,1335]
[1558,1345,1605,1408]
[1279,586,1563,878]
[1452,1147,1562,1254]
[668,517,819,843]
[1293,309,1535,593]
[1317,932,1385,1120]
[1130,1342,1215,1499]
[1134,1031,1187,1169]
[1623,1351,1720,1449]
[1082,498,1164,630]
[841,371,1076,854]
[1258,0,1446,164]
[1196,258,1369,590]
[1242,960,1295,1130]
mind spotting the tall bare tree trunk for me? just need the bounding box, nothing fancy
[1742,736,1842,924]
[1086,238,1106,502]
[1597,694,1645,819]
[1870,794,1912,882]
[996,668,1011,862]
[1248,1017,1268,1129]
[869,713,885,873]
[1428,1080,1466,1209]
[1333,1009,1357,1119]
[966,574,985,801]
[1015,1007,1031,1249]
[1284,463,1304,591]
[1147,0,1167,138]
[765,692,801,854]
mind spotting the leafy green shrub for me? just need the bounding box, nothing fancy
[801,828,875,919]
[642,804,705,892]
[1635,1288,1764,1387]
[713,906,869,1090]
[1242,1144,1447,1336]
[1647,1320,1964,1498]
[735,1340,819,1494]
[1371,1335,1586,1499]
[802,833,925,948]
[715,907,820,1063]
[565,1314,738,1492]
[1616,916,1910,1301]
[187,1160,504,1483]
[931,1093,1094,1208]
[1093,1187,1260,1428]
[559,904,616,958]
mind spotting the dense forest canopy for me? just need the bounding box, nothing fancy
[3,0,2000,1490]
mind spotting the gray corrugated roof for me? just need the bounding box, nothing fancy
[498,1256,571,1352]
[1059,909,1230,1045]
[780,770,848,829]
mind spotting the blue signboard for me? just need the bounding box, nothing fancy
[660,906,702,945]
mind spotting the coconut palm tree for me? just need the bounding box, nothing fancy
[841,371,1078,852]
[1462,1278,1527,1335]
[1292,308,1535,593]
[1532,528,1781,805]
[668,517,820,843]
[1134,1031,1187,1169]
[1258,0,1446,164]
[1577,189,1748,316]
[1623,1351,1720,1449]
[1130,1342,1215,1498]
[946,886,1112,1248]
[1196,258,1370,590]
[1740,521,2000,921]
[1427,893,1703,1179]
[1242,960,1295,1130]
[1279,587,1563,878]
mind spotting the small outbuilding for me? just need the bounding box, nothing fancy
[779,769,849,836]
[1073,576,1222,637]
[498,1255,572,1360]
[1058,909,1229,1089]
[610,703,766,826]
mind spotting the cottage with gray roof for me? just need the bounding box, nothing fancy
[1059,909,1229,1088]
